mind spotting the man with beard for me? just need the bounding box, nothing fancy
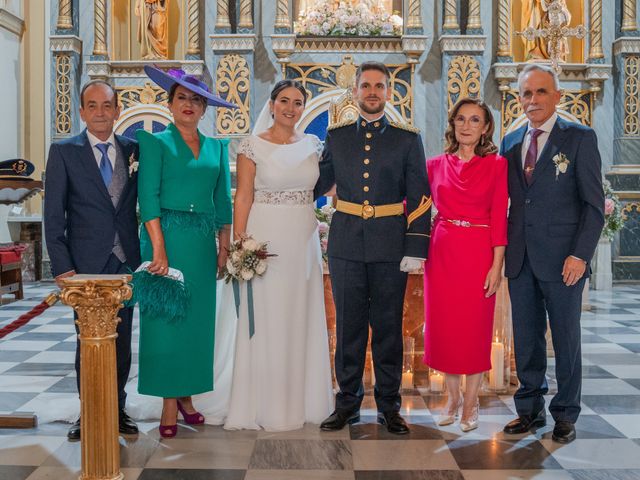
[314,61,431,434]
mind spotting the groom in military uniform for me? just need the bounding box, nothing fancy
[314,61,431,434]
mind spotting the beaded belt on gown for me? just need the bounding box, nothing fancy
[254,190,313,205]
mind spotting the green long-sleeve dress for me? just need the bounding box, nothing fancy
[136,123,232,397]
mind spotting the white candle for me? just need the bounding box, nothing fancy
[401,371,413,390]
[430,372,444,393]
[490,339,505,390]
[370,357,376,386]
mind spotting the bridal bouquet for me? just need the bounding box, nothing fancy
[601,179,626,241]
[224,235,275,338]
[224,235,273,283]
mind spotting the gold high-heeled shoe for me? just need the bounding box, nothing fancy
[460,400,479,432]
[437,397,462,426]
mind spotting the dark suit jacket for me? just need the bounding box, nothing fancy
[314,116,431,263]
[44,130,141,277]
[500,117,604,281]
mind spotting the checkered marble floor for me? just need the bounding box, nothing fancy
[1,283,640,479]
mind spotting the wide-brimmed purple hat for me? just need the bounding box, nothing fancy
[144,65,238,109]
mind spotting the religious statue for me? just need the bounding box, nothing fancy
[135,0,168,60]
[521,0,572,61]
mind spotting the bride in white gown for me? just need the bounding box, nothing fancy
[224,80,333,431]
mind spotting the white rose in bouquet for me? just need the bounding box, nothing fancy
[255,260,267,275]
[241,269,254,281]
[243,238,260,251]
[226,261,238,275]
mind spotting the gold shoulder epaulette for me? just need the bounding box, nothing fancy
[328,119,356,131]
[389,121,420,134]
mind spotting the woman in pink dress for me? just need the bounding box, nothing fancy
[423,98,508,432]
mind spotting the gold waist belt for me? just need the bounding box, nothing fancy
[441,217,490,228]
[336,199,404,220]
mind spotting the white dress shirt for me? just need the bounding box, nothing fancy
[86,130,117,170]
[520,112,558,167]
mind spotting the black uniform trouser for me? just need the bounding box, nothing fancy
[329,256,407,413]
[74,253,133,411]
[509,255,584,423]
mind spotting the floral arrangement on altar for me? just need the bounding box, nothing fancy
[601,179,626,241]
[295,1,403,37]
[315,204,335,265]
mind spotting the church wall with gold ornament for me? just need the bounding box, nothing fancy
[31,1,640,282]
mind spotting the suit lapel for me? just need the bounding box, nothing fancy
[77,131,113,206]
[529,118,570,187]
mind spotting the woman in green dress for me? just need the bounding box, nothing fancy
[137,66,236,438]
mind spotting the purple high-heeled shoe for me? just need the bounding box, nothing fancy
[177,399,205,425]
[159,423,177,438]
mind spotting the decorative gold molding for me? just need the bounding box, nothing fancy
[588,0,604,60]
[447,56,481,110]
[443,0,459,31]
[57,0,72,29]
[624,56,640,136]
[406,0,422,30]
[622,0,638,32]
[239,0,253,30]
[215,0,231,30]
[275,0,291,30]
[55,54,72,135]
[60,276,131,480]
[186,0,200,55]
[116,82,168,109]
[216,54,251,135]
[468,0,482,31]
[93,0,107,56]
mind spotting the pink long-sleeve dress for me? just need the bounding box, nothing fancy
[423,152,508,374]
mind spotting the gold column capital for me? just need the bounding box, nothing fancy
[215,0,231,30]
[239,0,254,30]
[622,0,638,32]
[443,0,459,31]
[468,0,482,32]
[93,0,108,56]
[497,0,512,58]
[186,0,200,55]
[406,0,422,31]
[588,0,604,60]
[60,274,132,480]
[57,0,73,29]
[274,0,292,31]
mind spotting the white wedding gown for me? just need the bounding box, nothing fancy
[224,134,334,431]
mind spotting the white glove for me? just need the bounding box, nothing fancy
[400,256,424,272]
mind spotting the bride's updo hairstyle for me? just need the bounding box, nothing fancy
[270,80,308,105]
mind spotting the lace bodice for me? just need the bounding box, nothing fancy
[237,134,323,195]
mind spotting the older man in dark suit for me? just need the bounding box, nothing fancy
[45,80,141,440]
[500,64,604,443]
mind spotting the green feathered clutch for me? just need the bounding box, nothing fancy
[128,263,189,321]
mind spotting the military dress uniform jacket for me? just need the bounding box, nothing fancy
[314,116,431,263]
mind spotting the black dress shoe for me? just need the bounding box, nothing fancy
[503,409,546,434]
[320,410,360,431]
[552,420,576,443]
[377,411,410,435]
[119,409,139,435]
[67,417,81,441]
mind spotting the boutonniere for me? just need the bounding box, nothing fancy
[128,153,139,177]
[552,152,570,181]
